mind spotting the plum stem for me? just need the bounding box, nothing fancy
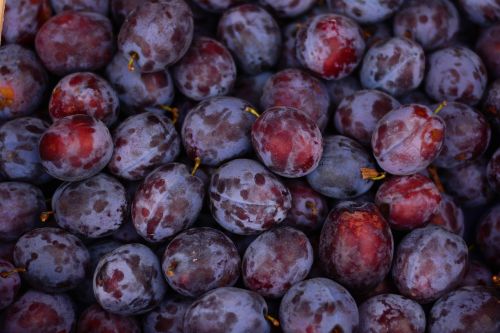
[492,275,500,287]
[244,106,260,118]
[166,261,177,277]
[265,314,280,327]
[433,101,448,114]
[0,267,26,278]
[0,86,15,108]
[486,105,497,115]
[427,165,445,193]
[128,52,139,72]
[159,105,179,124]
[360,168,386,181]
[305,201,318,217]
[191,157,201,176]
[40,211,54,223]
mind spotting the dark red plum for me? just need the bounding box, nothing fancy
[35,11,114,76]
[334,89,400,145]
[108,112,180,181]
[296,13,365,80]
[143,295,193,333]
[371,104,445,175]
[319,201,393,291]
[358,294,426,333]
[327,0,404,24]
[252,106,323,178]
[260,68,331,131]
[280,278,359,333]
[476,205,500,268]
[425,46,487,106]
[487,148,500,191]
[428,287,500,333]
[284,179,328,232]
[0,182,46,242]
[242,226,313,298]
[184,287,271,333]
[2,0,52,45]
[39,115,113,181]
[375,174,442,230]
[217,4,281,74]
[458,0,500,26]
[306,135,375,199]
[173,36,236,101]
[326,75,362,108]
[52,174,127,238]
[429,194,465,237]
[460,260,494,287]
[433,102,491,168]
[0,117,51,183]
[360,37,425,96]
[13,227,90,293]
[181,97,256,166]
[209,158,292,235]
[118,0,193,72]
[2,290,75,333]
[93,243,167,315]
[131,163,205,242]
[49,72,119,126]
[162,227,240,297]
[476,24,500,80]
[232,71,272,108]
[393,0,460,50]
[0,259,22,310]
[392,225,468,303]
[0,45,48,120]
[50,0,109,15]
[77,304,141,333]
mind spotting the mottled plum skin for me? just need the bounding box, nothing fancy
[35,11,114,76]
[460,260,494,287]
[372,104,445,175]
[162,227,240,297]
[0,45,48,120]
[49,72,119,126]
[442,159,495,207]
[243,227,313,298]
[328,0,403,24]
[94,243,167,315]
[13,227,90,293]
[181,97,256,166]
[143,295,192,333]
[284,179,328,232]
[482,79,500,133]
[132,163,204,242]
[429,287,500,333]
[393,0,459,50]
[105,54,175,113]
[307,135,375,199]
[77,304,141,333]
[487,148,500,191]
[184,287,270,333]
[360,37,425,96]
[319,202,393,291]
[209,159,292,235]
[2,0,52,45]
[2,290,75,333]
[334,89,400,145]
[217,4,281,75]
[39,115,113,181]
[260,69,331,131]
[476,24,500,80]
[53,174,127,238]
[429,194,465,237]
[280,278,359,333]
[51,0,109,15]
[376,174,442,230]
[0,117,51,183]
[0,259,22,310]
[326,75,361,108]
[118,0,193,72]
[252,107,323,178]
[476,205,500,268]
[433,102,491,168]
[458,0,500,26]
[392,225,468,304]
[232,72,272,108]
[296,13,365,80]
[173,37,236,101]
[0,182,46,242]
[109,112,180,180]
[358,294,426,333]
[425,47,487,106]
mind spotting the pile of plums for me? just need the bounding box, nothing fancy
[0,0,499,332]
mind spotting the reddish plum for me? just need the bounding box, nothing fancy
[2,0,52,45]
[0,259,22,310]
[77,304,141,333]
[476,204,500,268]
[429,194,465,237]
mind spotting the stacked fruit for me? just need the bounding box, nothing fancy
[0,0,499,332]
